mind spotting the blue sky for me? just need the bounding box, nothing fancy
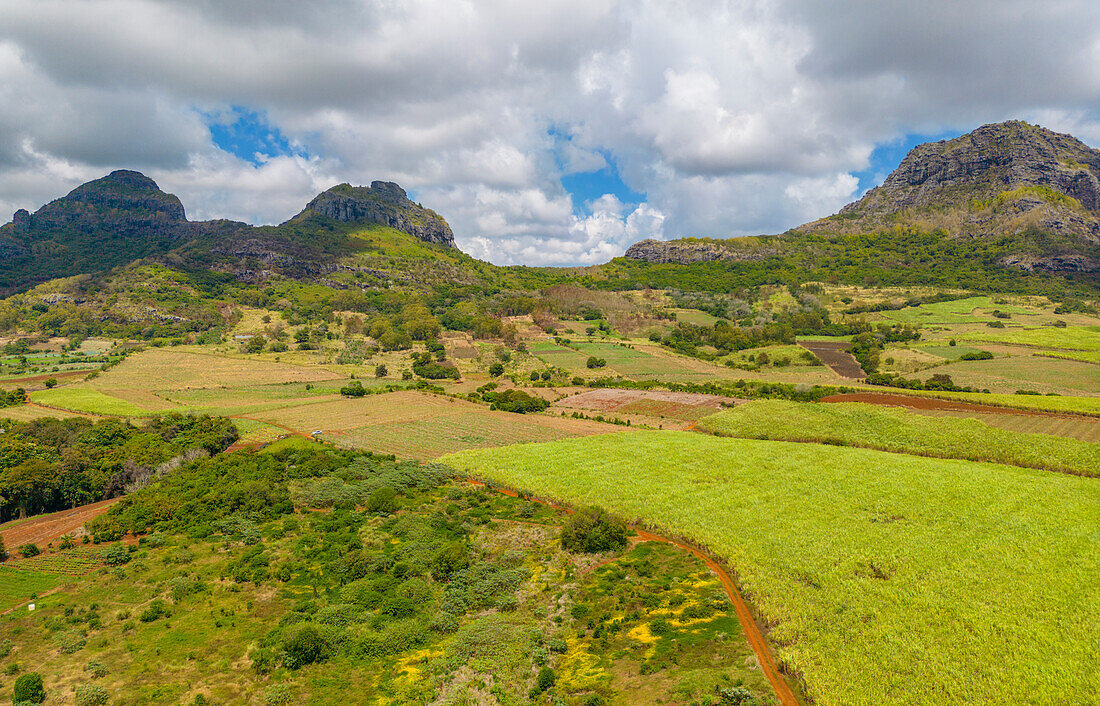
[206,108,963,221]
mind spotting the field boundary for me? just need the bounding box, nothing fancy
[825,391,1100,419]
[465,479,804,706]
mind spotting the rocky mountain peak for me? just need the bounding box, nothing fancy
[297,181,455,248]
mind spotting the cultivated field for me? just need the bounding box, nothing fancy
[444,432,1100,706]
[552,388,731,422]
[696,400,1100,476]
[911,354,1100,395]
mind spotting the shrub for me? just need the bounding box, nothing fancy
[43,378,57,389]
[0,535,7,561]
[75,684,108,706]
[716,685,758,705]
[430,542,469,580]
[139,599,170,623]
[281,623,334,669]
[366,487,398,514]
[529,666,556,696]
[488,363,504,377]
[585,356,607,369]
[13,672,45,703]
[960,350,994,361]
[18,543,40,558]
[103,544,130,566]
[530,370,540,381]
[375,363,388,378]
[86,659,109,679]
[263,683,293,705]
[340,381,366,397]
[560,507,629,554]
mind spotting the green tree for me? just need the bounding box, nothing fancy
[374,363,388,378]
[13,672,46,703]
[488,363,504,377]
[560,507,629,554]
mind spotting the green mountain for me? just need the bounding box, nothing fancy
[0,172,457,296]
[625,121,1100,278]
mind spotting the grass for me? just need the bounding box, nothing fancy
[443,432,1100,706]
[879,296,1033,324]
[914,410,1100,444]
[0,566,63,610]
[696,400,1100,476]
[853,387,1100,416]
[911,354,1100,395]
[957,325,1100,351]
[30,388,154,416]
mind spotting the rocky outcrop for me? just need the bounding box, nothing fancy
[295,181,455,247]
[625,121,1100,273]
[624,238,778,264]
[0,171,460,293]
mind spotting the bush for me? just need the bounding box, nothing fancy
[960,350,994,361]
[366,487,398,514]
[716,685,758,705]
[340,381,366,397]
[585,356,607,369]
[139,599,170,623]
[374,363,388,378]
[86,659,109,679]
[488,363,504,377]
[263,683,293,705]
[560,507,629,554]
[18,543,40,558]
[431,542,470,580]
[103,544,131,566]
[43,378,58,389]
[13,672,45,703]
[75,684,109,706]
[281,623,334,669]
[0,535,7,561]
[529,666,556,696]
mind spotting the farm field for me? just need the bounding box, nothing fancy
[0,566,63,611]
[956,325,1100,351]
[551,388,731,423]
[840,388,1100,416]
[910,354,1100,395]
[86,347,342,390]
[29,387,153,416]
[877,296,1037,325]
[696,400,1100,476]
[443,432,1100,706]
[0,498,122,549]
[913,409,1100,443]
[0,403,88,421]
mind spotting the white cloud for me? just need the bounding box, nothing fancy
[1,0,1099,264]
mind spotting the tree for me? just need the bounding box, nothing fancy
[43,378,58,389]
[374,364,388,378]
[340,381,366,397]
[488,363,504,377]
[0,534,7,561]
[13,672,46,703]
[245,335,266,354]
[560,507,629,553]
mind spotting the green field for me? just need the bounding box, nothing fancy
[851,387,1100,416]
[444,432,1100,706]
[696,400,1100,476]
[911,354,1100,395]
[958,325,1100,351]
[879,296,1034,324]
[0,566,63,611]
[30,387,155,416]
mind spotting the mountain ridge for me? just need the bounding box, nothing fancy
[0,171,456,294]
[626,121,1100,273]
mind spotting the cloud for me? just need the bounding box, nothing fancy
[0,0,1098,264]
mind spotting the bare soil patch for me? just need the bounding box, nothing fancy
[0,498,120,549]
[798,341,865,379]
[552,388,732,420]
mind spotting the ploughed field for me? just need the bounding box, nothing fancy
[443,431,1100,706]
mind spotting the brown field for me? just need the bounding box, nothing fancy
[0,498,120,550]
[247,391,465,432]
[824,392,1100,442]
[797,341,865,379]
[85,348,340,391]
[914,409,1100,443]
[552,388,732,421]
[911,354,1100,395]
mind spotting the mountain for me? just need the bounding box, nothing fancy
[0,171,456,294]
[626,121,1100,274]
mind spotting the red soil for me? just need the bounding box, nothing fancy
[0,497,121,549]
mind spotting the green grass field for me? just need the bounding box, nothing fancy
[696,400,1100,476]
[30,387,155,416]
[957,325,1100,351]
[851,387,1100,416]
[879,296,1034,324]
[444,432,1100,706]
[0,566,63,610]
[911,354,1100,395]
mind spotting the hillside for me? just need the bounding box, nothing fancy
[626,121,1100,276]
[0,172,458,296]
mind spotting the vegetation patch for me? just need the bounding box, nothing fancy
[444,431,1100,705]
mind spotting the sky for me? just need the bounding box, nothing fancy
[0,1,1099,266]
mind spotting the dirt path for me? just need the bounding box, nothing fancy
[470,481,803,706]
[0,497,121,548]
